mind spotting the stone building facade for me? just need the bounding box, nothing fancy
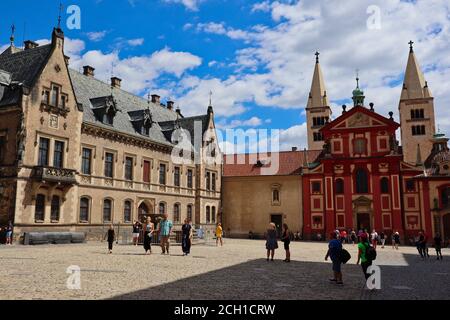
[0,27,221,240]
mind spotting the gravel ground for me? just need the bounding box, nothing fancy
[0,239,448,300]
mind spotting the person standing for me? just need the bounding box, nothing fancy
[393,231,400,250]
[5,222,13,245]
[265,223,278,262]
[371,229,378,249]
[325,232,343,285]
[104,224,115,254]
[216,223,223,247]
[340,229,347,244]
[281,223,291,263]
[158,213,173,255]
[143,217,154,255]
[182,219,192,256]
[434,233,443,260]
[350,230,357,246]
[379,231,386,249]
[132,221,142,246]
[356,233,372,281]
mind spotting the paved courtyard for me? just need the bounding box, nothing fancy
[0,239,449,300]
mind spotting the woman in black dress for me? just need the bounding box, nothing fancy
[182,219,192,256]
[281,223,291,263]
[143,217,154,255]
[104,224,115,254]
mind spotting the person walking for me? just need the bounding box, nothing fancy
[380,231,386,249]
[132,221,142,246]
[371,229,378,249]
[350,230,357,246]
[143,217,154,255]
[157,213,173,255]
[434,233,443,260]
[356,233,373,281]
[281,223,291,263]
[325,232,343,285]
[265,223,278,262]
[5,222,13,245]
[340,229,347,244]
[393,231,400,250]
[182,219,193,256]
[216,223,223,247]
[104,224,115,254]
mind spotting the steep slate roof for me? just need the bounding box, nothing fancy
[159,114,210,146]
[223,150,322,177]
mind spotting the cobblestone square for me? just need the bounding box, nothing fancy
[0,239,449,300]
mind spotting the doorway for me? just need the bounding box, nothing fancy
[138,202,150,223]
[271,214,283,238]
[357,213,371,232]
[443,213,450,241]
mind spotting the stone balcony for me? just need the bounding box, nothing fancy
[32,166,77,185]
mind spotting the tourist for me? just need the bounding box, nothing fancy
[132,221,141,246]
[340,229,347,244]
[104,224,115,254]
[371,229,378,249]
[356,233,372,281]
[216,223,223,247]
[281,223,291,263]
[143,217,154,255]
[325,232,343,285]
[5,222,13,245]
[157,212,173,255]
[434,233,443,260]
[265,223,278,262]
[350,230,357,246]
[417,230,430,259]
[380,231,386,248]
[182,219,192,256]
[393,231,400,250]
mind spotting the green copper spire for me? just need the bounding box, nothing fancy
[352,70,365,107]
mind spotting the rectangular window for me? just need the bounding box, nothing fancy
[50,85,60,107]
[35,194,46,222]
[379,138,388,150]
[81,148,92,175]
[42,90,50,104]
[174,166,181,187]
[406,179,416,192]
[312,181,321,193]
[354,138,367,154]
[51,196,60,222]
[104,152,114,178]
[206,172,211,190]
[60,95,67,109]
[313,132,323,142]
[159,163,166,185]
[125,157,133,180]
[187,169,193,188]
[38,137,50,166]
[212,207,216,224]
[143,160,151,183]
[53,141,64,168]
[333,141,341,153]
[0,135,6,164]
[212,173,216,191]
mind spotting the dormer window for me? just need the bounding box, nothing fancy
[104,111,114,126]
[142,109,152,135]
[50,85,60,107]
[91,96,118,126]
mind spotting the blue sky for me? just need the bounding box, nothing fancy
[1,0,450,153]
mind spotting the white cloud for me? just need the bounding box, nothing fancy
[196,22,250,41]
[127,38,145,46]
[251,1,272,13]
[163,0,203,11]
[86,31,108,42]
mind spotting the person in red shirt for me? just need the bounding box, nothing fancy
[340,230,347,244]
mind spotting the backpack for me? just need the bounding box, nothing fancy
[365,243,377,261]
[339,248,352,264]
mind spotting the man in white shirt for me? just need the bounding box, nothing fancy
[371,230,379,249]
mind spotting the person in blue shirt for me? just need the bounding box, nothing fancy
[157,213,173,255]
[325,232,343,285]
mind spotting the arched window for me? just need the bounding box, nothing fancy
[335,179,344,194]
[103,199,112,222]
[206,206,211,223]
[35,194,46,222]
[380,177,389,194]
[80,197,90,222]
[187,205,193,223]
[355,169,369,194]
[212,206,216,224]
[174,204,181,223]
[124,201,132,223]
[51,195,60,222]
[273,189,280,202]
[159,202,166,215]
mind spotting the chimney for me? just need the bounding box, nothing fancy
[24,40,39,50]
[151,94,160,104]
[64,55,70,65]
[111,77,122,89]
[167,101,175,110]
[292,147,298,152]
[83,66,95,77]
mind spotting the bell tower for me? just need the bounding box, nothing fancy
[399,41,436,164]
[306,52,332,150]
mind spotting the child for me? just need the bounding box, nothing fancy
[104,224,115,254]
[434,233,443,260]
[281,223,291,263]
